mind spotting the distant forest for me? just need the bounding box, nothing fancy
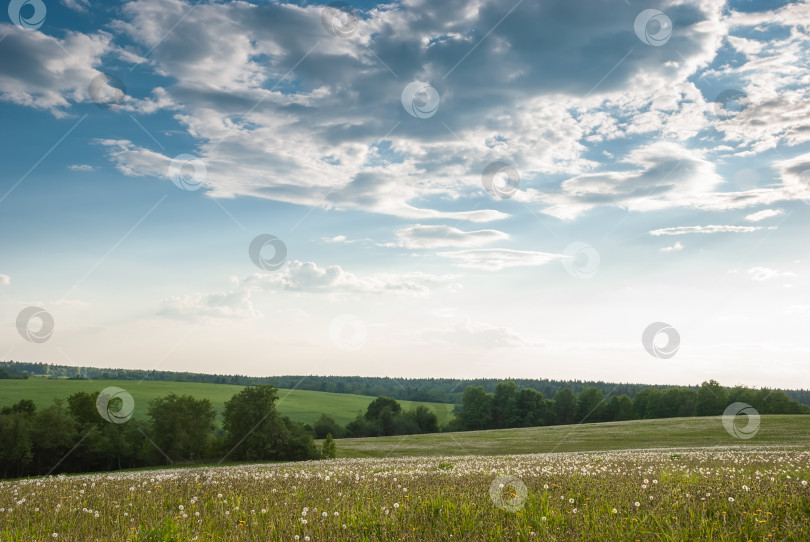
[3,360,810,406]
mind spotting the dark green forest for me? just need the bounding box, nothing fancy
[4,360,810,406]
[1,373,807,479]
[0,385,329,479]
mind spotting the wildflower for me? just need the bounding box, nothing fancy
[728,497,734,503]
[611,508,617,514]
[803,481,808,487]
[572,508,578,513]
[569,498,574,504]
[322,512,328,518]
[541,516,547,521]
[634,502,640,507]
[543,484,549,489]
[52,534,58,539]
[394,503,400,509]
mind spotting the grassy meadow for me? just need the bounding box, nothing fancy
[0,378,454,427]
[0,447,808,540]
[329,415,810,457]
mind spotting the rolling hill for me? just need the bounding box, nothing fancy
[328,414,810,457]
[0,378,455,427]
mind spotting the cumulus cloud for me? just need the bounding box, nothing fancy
[438,249,561,271]
[0,25,114,116]
[60,0,91,11]
[68,164,97,172]
[160,260,460,319]
[649,225,773,236]
[248,260,458,297]
[159,289,260,320]
[659,242,684,253]
[747,267,796,282]
[744,209,785,222]
[64,0,737,222]
[421,319,536,348]
[394,225,509,249]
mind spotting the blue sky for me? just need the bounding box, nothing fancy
[1,0,809,388]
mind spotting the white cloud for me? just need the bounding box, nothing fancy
[68,164,97,172]
[659,242,684,253]
[247,260,459,297]
[744,209,784,222]
[747,267,796,282]
[649,225,772,236]
[159,289,260,320]
[0,25,114,116]
[60,0,91,11]
[438,249,561,271]
[0,274,9,286]
[395,225,509,249]
[421,319,537,348]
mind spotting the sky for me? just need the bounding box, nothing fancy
[1,0,809,389]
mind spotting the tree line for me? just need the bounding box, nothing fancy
[5,361,810,407]
[449,380,809,431]
[0,385,333,480]
[303,379,810,440]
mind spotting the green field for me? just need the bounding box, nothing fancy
[329,415,810,457]
[0,378,454,427]
[1,438,808,540]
